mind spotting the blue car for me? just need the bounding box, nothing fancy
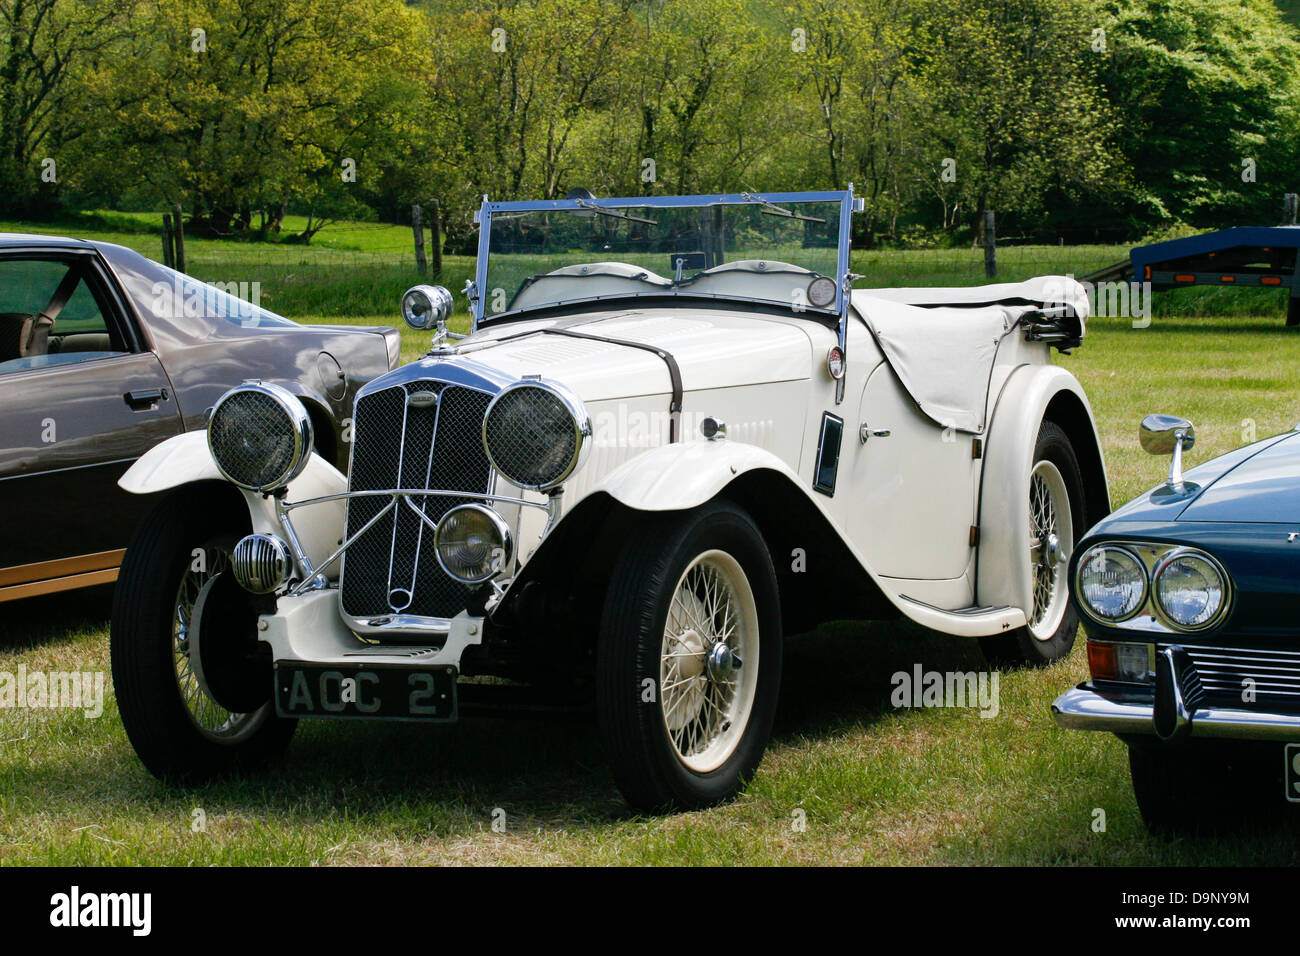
[1053,414,1300,833]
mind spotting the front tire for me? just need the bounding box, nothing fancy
[1128,740,1278,835]
[596,501,782,813]
[110,486,296,785]
[981,420,1086,668]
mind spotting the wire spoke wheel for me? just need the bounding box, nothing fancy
[659,549,760,773]
[1027,459,1073,641]
[172,537,268,743]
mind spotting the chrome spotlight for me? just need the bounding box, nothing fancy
[401,285,454,331]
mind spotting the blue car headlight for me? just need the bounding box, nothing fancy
[1153,549,1229,630]
[1076,545,1147,623]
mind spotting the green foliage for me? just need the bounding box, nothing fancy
[2,0,1298,241]
[1094,0,1300,227]
[72,0,429,238]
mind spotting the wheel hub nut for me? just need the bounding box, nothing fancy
[1042,532,1062,568]
[706,642,741,680]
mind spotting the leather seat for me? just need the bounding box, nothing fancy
[48,332,111,354]
[0,313,53,362]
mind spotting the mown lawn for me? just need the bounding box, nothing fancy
[1,222,1299,865]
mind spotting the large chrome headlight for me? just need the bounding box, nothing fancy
[483,379,591,490]
[207,382,313,492]
[1075,545,1147,623]
[434,504,514,584]
[1153,548,1230,630]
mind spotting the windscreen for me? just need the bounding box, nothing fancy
[482,198,844,318]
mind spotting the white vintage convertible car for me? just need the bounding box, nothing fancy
[110,189,1108,811]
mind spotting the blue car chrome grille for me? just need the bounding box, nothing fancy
[1180,644,1300,710]
[340,381,494,626]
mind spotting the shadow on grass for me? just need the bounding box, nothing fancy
[4,592,1295,860]
[2,600,978,830]
[0,584,115,650]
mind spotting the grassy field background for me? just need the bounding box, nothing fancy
[1,216,1298,865]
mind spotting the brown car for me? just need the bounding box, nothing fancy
[0,234,400,602]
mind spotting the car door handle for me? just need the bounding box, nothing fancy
[124,387,169,409]
[859,423,891,443]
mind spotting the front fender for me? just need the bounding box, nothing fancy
[976,364,1107,614]
[593,438,804,512]
[119,431,347,573]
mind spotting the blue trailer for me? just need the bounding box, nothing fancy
[1128,226,1300,326]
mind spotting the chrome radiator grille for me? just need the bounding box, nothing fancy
[1181,644,1300,710]
[339,381,494,624]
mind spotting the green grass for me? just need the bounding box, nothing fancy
[2,219,1299,865]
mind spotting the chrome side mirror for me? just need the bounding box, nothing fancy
[1141,414,1195,487]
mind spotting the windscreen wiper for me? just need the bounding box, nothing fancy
[573,198,659,226]
[741,192,826,224]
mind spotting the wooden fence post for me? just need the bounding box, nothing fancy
[412,203,428,275]
[162,214,175,269]
[172,203,186,274]
[430,199,443,276]
[983,209,996,279]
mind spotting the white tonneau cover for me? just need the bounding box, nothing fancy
[851,276,1089,433]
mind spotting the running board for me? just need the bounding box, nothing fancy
[896,595,1026,637]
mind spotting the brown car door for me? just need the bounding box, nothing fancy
[0,253,184,598]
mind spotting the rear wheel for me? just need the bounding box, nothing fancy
[981,420,1085,668]
[596,501,782,812]
[111,486,296,784]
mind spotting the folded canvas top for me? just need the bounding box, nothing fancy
[850,277,1090,434]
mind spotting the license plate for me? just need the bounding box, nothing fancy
[274,663,457,721]
[1285,744,1300,803]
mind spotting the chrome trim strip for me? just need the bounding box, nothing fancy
[384,383,413,607]
[281,487,550,514]
[352,358,517,405]
[1052,683,1300,741]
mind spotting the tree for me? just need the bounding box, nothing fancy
[910,0,1119,238]
[79,0,427,238]
[1092,0,1300,228]
[0,0,136,217]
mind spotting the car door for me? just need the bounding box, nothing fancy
[847,360,982,583]
[0,251,184,599]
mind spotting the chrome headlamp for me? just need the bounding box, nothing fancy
[482,379,591,490]
[207,382,313,492]
[1153,548,1230,630]
[434,504,514,584]
[1075,544,1147,623]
